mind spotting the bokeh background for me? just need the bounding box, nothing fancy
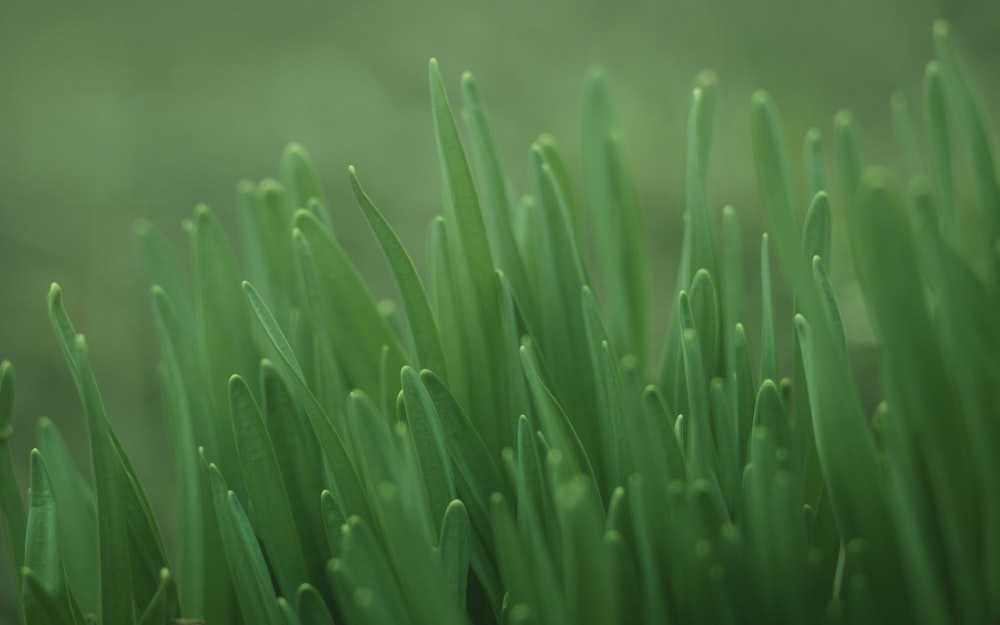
[2,0,999,617]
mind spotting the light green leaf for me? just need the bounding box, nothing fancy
[438,499,471,614]
[350,166,447,378]
[229,374,307,600]
[204,457,283,625]
[243,281,370,522]
[293,210,407,397]
[296,584,335,625]
[0,360,26,584]
[35,419,98,616]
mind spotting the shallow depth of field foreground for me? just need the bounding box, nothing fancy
[1,17,999,625]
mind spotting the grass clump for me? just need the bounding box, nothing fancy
[1,19,999,625]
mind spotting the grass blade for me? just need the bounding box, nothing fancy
[350,166,447,378]
[204,458,283,625]
[243,281,370,522]
[0,360,26,587]
[229,374,307,600]
[35,419,98,616]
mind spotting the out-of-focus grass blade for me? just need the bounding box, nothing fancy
[20,567,75,625]
[194,203,257,405]
[438,499,471,614]
[229,375,307,600]
[751,381,791,457]
[934,20,1000,266]
[35,419,98,616]
[296,584,335,625]
[759,234,778,383]
[721,206,744,380]
[804,128,827,198]
[350,166,447,378]
[582,69,652,364]
[752,96,902,613]
[923,62,957,237]
[889,92,924,180]
[294,210,406,397]
[461,72,537,326]
[849,168,983,622]
[834,111,864,217]
[556,474,615,625]
[0,360,26,583]
[912,179,1000,603]
[282,143,330,227]
[335,516,414,625]
[580,286,624,487]
[732,324,756,470]
[134,220,194,330]
[204,457,282,625]
[802,192,831,270]
[137,569,178,625]
[243,281,370,522]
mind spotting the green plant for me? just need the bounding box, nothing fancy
[1,19,998,625]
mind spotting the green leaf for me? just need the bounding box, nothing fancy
[438,499,471,614]
[50,285,171,625]
[23,450,75,621]
[759,234,778,383]
[243,280,369,521]
[461,72,537,327]
[20,567,74,625]
[293,210,407,396]
[720,206,744,380]
[429,59,509,452]
[401,367,457,531]
[229,374,307,600]
[889,92,924,179]
[350,166,447,378]
[296,584,335,625]
[332,517,414,625]
[260,360,328,583]
[35,419,98,616]
[0,360,26,584]
[194,203,257,404]
[137,569,178,625]
[418,370,504,611]
[923,61,957,237]
[581,69,651,365]
[803,127,828,198]
[833,110,864,216]
[281,143,330,227]
[150,286,213,617]
[203,457,283,625]
[934,20,1000,269]
[555,474,615,625]
[518,342,599,497]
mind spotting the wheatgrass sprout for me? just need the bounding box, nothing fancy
[1,20,999,625]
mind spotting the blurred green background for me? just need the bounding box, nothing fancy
[2,0,998,618]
